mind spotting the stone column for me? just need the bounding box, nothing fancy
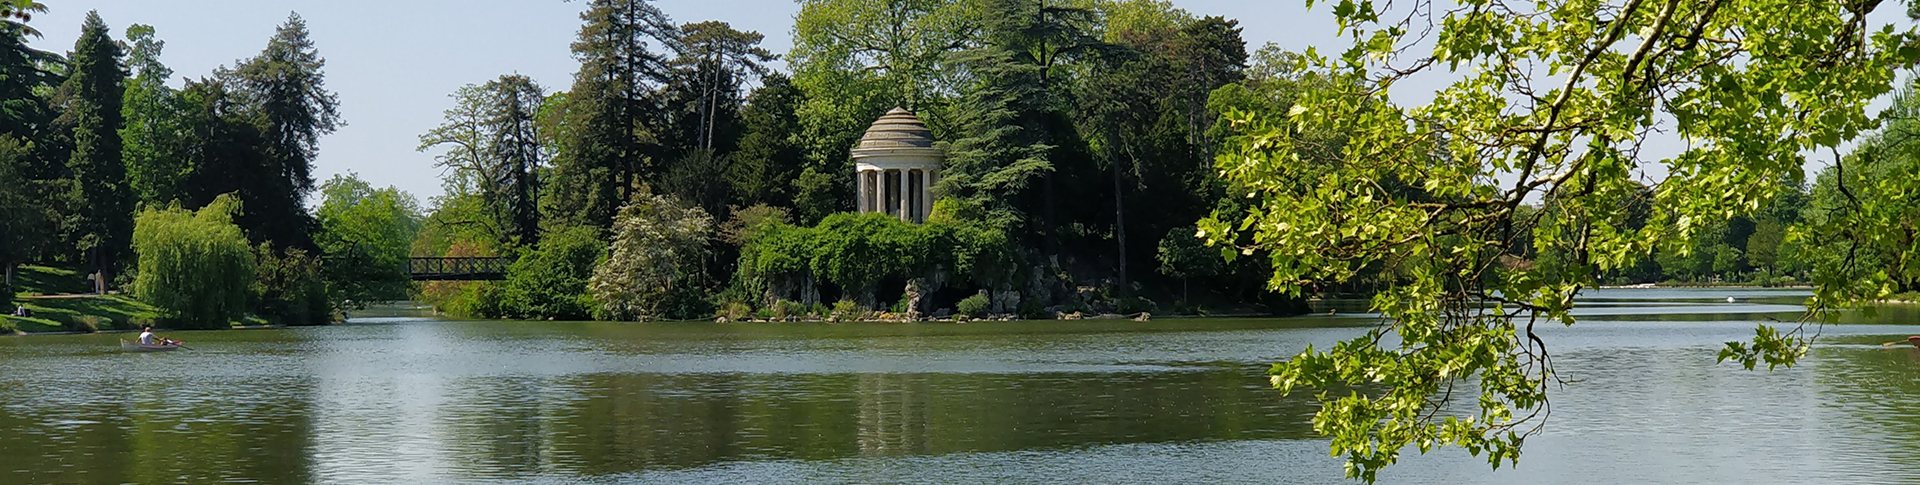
[896,169,909,221]
[920,169,934,222]
[867,170,878,213]
[856,169,869,213]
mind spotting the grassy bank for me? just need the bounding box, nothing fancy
[4,265,163,334]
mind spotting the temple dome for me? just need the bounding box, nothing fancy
[855,107,936,150]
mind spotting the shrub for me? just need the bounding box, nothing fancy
[734,213,1021,308]
[590,192,714,321]
[716,301,753,321]
[772,300,809,319]
[131,195,254,330]
[957,293,990,318]
[499,226,603,320]
[891,293,913,314]
[831,299,864,321]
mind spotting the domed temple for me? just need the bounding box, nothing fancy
[852,107,942,223]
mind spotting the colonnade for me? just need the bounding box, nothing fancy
[856,168,936,223]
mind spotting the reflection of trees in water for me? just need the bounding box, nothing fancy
[0,362,1328,482]
[0,374,318,484]
[438,376,560,480]
[857,373,930,456]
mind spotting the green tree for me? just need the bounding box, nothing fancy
[121,23,190,206]
[252,241,329,326]
[726,73,805,208]
[499,225,604,320]
[0,136,48,301]
[670,20,775,152]
[175,78,271,221]
[131,195,253,329]
[1156,225,1220,301]
[1077,9,1247,295]
[589,191,713,320]
[545,0,677,229]
[1169,16,1246,153]
[657,21,778,219]
[1801,80,1920,294]
[56,11,133,286]
[420,74,547,247]
[941,0,1107,247]
[789,0,976,223]
[1743,219,1781,276]
[1197,0,1919,480]
[315,173,422,305]
[0,1,56,142]
[231,12,339,250]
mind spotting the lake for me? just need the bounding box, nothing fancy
[5,287,1920,484]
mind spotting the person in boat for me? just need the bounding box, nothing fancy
[137,326,176,346]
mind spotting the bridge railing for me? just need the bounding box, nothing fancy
[408,257,513,281]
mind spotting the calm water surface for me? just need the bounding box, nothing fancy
[5,288,1920,484]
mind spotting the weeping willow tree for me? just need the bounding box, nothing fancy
[131,194,254,329]
[1197,0,1920,481]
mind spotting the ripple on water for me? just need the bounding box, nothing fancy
[4,298,1920,483]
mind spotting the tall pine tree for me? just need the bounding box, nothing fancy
[546,0,676,229]
[232,12,339,250]
[942,0,1107,253]
[725,73,804,208]
[57,11,132,285]
[486,75,545,246]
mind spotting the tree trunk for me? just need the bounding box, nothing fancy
[1112,156,1128,296]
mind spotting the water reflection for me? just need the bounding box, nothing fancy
[5,289,1920,483]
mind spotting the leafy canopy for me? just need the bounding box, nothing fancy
[1197,0,1920,481]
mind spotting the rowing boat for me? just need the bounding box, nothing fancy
[120,339,182,352]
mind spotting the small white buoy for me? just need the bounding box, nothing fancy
[1727,296,1736,303]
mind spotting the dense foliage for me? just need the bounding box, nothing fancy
[589,191,713,320]
[1196,0,1920,481]
[315,173,422,305]
[130,196,252,329]
[497,225,604,320]
[733,211,1018,311]
[57,11,131,285]
[0,9,359,327]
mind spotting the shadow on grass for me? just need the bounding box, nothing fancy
[6,295,159,332]
[7,265,161,333]
[13,265,90,295]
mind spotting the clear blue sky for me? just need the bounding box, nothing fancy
[30,0,1339,205]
